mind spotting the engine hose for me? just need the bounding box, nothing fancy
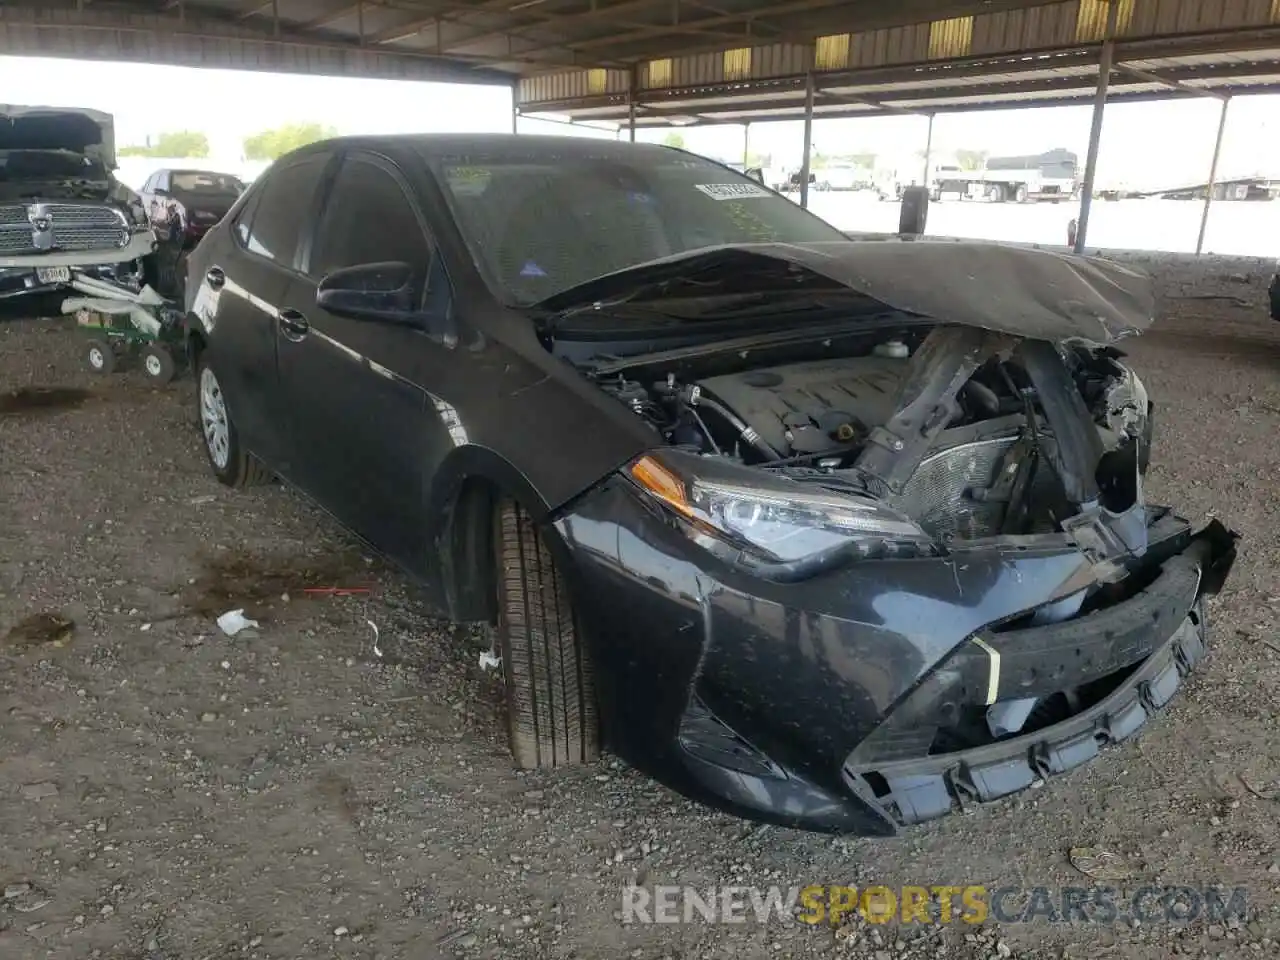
[685,386,784,461]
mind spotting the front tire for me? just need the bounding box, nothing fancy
[493,499,599,769]
[84,339,114,374]
[196,359,272,488]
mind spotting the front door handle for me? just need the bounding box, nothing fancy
[205,267,225,290]
[278,308,310,340]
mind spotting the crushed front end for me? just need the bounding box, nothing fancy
[0,104,160,323]
[556,308,1239,834]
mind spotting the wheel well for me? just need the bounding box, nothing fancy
[442,476,501,623]
[185,325,206,370]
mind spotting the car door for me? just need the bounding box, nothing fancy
[199,151,334,473]
[274,150,453,571]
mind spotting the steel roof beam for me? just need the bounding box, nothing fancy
[1113,62,1228,100]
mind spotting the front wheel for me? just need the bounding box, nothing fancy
[84,339,114,375]
[196,359,273,488]
[492,499,599,769]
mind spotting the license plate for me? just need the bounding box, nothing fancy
[36,266,71,284]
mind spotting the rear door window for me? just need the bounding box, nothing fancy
[240,154,330,270]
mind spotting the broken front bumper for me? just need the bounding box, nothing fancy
[559,477,1238,835]
[842,519,1236,827]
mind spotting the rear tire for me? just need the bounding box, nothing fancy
[493,498,599,769]
[196,358,273,488]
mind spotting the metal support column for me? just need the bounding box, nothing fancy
[921,112,935,185]
[742,123,750,167]
[1073,0,1119,254]
[628,67,637,142]
[799,72,815,209]
[511,100,519,134]
[1196,96,1230,255]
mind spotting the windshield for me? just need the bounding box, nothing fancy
[171,171,244,194]
[425,145,847,306]
[0,150,107,181]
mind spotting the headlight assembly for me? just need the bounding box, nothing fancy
[627,450,935,567]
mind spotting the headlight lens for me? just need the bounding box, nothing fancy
[628,450,933,564]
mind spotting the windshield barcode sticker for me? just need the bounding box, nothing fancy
[695,183,771,200]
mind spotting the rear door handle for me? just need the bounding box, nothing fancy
[278,308,310,340]
[205,267,225,290]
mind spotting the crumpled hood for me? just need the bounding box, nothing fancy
[538,239,1156,344]
[0,104,115,167]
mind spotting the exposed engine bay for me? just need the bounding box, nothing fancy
[592,325,1153,544]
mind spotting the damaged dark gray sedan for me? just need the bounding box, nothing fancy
[184,135,1238,834]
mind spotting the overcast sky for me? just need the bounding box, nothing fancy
[3,54,1279,190]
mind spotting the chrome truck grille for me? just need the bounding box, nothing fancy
[0,202,130,255]
[896,435,1059,541]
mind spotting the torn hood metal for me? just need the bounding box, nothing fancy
[0,104,115,167]
[536,239,1156,344]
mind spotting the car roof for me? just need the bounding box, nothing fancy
[285,133,684,166]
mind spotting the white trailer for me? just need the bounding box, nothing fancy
[930,149,1079,203]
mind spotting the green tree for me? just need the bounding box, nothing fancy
[119,129,210,158]
[242,122,339,161]
[662,131,686,150]
[956,149,989,171]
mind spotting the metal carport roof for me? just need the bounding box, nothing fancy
[0,0,1066,80]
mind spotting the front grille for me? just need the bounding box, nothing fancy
[0,202,130,254]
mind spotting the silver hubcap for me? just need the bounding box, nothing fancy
[145,354,163,377]
[199,366,231,470]
[88,347,105,369]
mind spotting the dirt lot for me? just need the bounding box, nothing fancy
[2,305,1279,960]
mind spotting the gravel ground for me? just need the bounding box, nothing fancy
[2,305,1279,960]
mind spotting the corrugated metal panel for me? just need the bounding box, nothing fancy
[1076,0,1135,41]
[519,72,585,103]
[972,2,1076,55]
[645,57,672,88]
[928,16,974,59]
[1134,0,1272,34]
[723,47,751,80]
[815,33,851,70]
[518,68,626,103]
[848,23,930,68]
[673,52,723,86]
[749,43,811,78]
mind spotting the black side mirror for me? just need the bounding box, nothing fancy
[316,261,423,324]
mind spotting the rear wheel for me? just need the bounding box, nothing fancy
[196,359,273,488]
[492,498,599,769]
